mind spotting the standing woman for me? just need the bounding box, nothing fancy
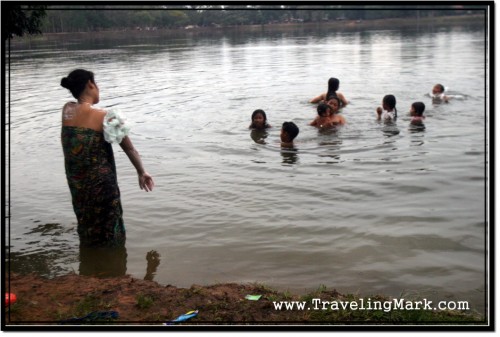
[60,69,154,247]
[310,77,348,107]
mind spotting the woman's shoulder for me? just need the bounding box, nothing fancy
[63,101,77,109]
[91,105,108,116]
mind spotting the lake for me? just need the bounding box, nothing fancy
[6,18,488,314]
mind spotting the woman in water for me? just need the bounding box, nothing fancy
[310,77,348,107]
[60,69,154,247]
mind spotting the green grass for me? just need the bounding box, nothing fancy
[136,293,155,310]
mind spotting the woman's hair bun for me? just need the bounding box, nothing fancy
[61,69,94,99]
[60,77,71,89]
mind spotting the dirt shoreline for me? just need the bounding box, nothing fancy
[4,272,484,327]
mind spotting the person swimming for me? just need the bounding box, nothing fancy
[309,103,334,129]
[376,94,397,121]
[326,96,346,125]
[249,109,271,130]
[281,121,299,147]
[310,77,348,107]
[430,84,449,103]
[410,101,425,124]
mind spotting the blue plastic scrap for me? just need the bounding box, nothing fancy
[164,310,199,325]
[59,311,119,324]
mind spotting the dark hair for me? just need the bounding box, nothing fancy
[60,69,95,99]
[326,78,340,104]
[383,94,396,109]
[327,77,340,93]
[327,96,341,111]
[412,102,426,116]
[317,103,329,116]
[383,94,397,117]
[250,109,269,129]
[282,121,299,141]
[435,84,445,93]
[251,109,267,122]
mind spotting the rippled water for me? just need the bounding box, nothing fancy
[6,23,487,312]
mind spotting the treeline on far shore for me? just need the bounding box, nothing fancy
[40,6,484,34]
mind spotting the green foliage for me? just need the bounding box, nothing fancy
[136,293,154,310]
[3,4,47,41]
[31,6,482,34]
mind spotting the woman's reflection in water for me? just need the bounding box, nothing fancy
[144,250,160,281]
[79,246,161,281]
[79,245,127,277]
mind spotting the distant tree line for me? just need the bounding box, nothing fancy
[39,6,482,34]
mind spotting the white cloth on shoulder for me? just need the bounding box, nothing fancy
[430,92,446,100]
[103,109,130,144]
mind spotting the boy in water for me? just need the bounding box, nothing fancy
[281,121,299,147]
[410,101,426,125]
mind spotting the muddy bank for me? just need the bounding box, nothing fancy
[4,272,484,327]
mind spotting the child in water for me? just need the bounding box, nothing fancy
[249,109,271,130]
[326,96,346,125]
[431,84,449,103]
[376,94,397,121]
[410,101,426,125]
[309,103,334,129]
[281,121,299,147]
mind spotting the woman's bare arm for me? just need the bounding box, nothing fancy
[119,136,154,192]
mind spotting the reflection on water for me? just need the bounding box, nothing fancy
[8,222,79,277]
[144,250,161,281]
[80,247,163,281]
[79,245,127,278]
[280,147,299,165]
[250,129,269,144]
[409,121,426,133]
[380,122,401,139]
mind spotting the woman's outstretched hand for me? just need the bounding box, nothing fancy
[139,172,155,192]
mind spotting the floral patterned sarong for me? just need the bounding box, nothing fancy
[61,126,125,247]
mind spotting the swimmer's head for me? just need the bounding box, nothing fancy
[317,103,329,117]
[328,77,340,92]
[251,109,267,128]
[382,94,397,110]
[432,84,445,95]
[411,102,425,116]
[326,96,341,113]
[281,121,299,142]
